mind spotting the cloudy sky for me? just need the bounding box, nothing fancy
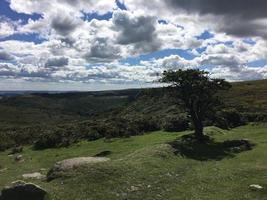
[0,0,267,91]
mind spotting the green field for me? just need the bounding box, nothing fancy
[1,123,266,200]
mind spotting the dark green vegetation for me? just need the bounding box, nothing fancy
[0,124,266,199]
[160,69,231,139]
[1,79,267,150]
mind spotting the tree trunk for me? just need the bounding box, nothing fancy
[191,111,204,141]
[194,120,204,140]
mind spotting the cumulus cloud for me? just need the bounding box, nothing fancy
[84,37,121,63]
[112,10,162,54]
[45,57,69,67]
[0,0,267,89]
[125,0,267,39]
[0,50,14,61]
[0,16,20,38]
[9,0,116,15]
[51,13,81,36]
[113,11,157,44]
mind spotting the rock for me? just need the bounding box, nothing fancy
[249,184,263,190]
[0,168,7,173]
[14,155,24,163]
[47,156,110,181]
[39,168,46,172]
[0,181,47,200]
[129,186,139,192]
[22,172,45,180]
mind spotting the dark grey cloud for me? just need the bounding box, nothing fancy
[85,37,121,63]
[0,63,16,77]
[199,55,241,68]
[113,11,157,44]
[51,14,80,35]
[0,51,14,61]
[112,11,161,54]
[167,0,267,18]
[45,57,68,67]
[166,0,267,39]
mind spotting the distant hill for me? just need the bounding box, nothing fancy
[0,79,267,151]
[0,79,267,128]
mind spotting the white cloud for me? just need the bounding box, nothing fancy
[0,0,267,89]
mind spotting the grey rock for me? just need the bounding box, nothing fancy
[249,184,263,190]
[22,172,45,180]
[14,155,24,163]
[47,156,110,181]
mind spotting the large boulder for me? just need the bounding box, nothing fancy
[47,156,110,181]
[0,181,47,200]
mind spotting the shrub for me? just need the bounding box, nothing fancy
[130,116,161,133]
[242,112,267,122]
[33,129,73,150]
[215,108,244,129]
[86,129,102,141]
[0,132,16,151]
[163,114,189,132]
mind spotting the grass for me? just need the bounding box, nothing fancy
[0,123,267,199]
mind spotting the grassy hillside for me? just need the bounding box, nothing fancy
[222,79,267,113]
[0,123,266,199]
[0,79,267,151]
[0,91,133,127]
[1,79,267,128]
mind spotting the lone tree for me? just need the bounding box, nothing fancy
[160,69,231,141]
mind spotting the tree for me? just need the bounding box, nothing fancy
[160,69,231,141]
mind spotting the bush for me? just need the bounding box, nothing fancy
[0,132,16,151]
[242,112,267,122]
[33,129,73,150]
[215,108,244,129]
[130,116,161,133]
[86,129,102,141]
[163,114,189,132]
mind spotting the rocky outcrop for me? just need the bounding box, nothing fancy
[47,156,110,181]
[22,172,45,180]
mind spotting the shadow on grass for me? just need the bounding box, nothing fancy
[169,134,254,161]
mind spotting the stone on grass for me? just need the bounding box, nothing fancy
[0,181,47,200]
[14,155,24,163]
[47,156,110,181]
[249,184,263,190]
[40,168,46,172]
[0,168,7,173]
[22,172,45,180]
[129,186,139,192]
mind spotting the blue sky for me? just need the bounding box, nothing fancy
[0,0,267,90]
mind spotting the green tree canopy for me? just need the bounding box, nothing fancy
[160,69,231,140]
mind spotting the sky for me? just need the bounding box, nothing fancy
[0,0,267,91]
